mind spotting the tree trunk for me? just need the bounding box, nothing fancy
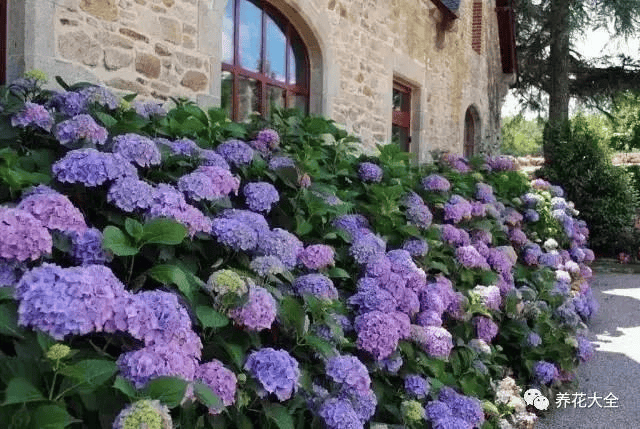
[544,0,571,162]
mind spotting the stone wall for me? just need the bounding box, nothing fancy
[7,0,515,158]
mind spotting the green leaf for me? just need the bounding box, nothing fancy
[264,403,294,429]
[59,360,117,388]
[55,76,70,90]
[113,376,137,399]
[279,296,306,336]
[304,335,337,359]
[2,377,46,405]
[102,226,139,256]
[141,218,188,246]
[94,111,118,128]
[222,341,245,369]
[295,219,313,236]
[195,306,229,329]
[327,267,350,279]
[0,302,24,337]
[147,265,196,303]
[124,218,144,241]
[123,92,138,102]
[193,382,223,411]
[143,376,189,408]
[31,404,78,429]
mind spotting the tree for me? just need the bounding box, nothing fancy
[512,0,640,157]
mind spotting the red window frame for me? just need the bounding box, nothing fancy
[392,81,412,152]
[222,0,310,121]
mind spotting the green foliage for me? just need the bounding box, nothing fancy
[539,114,639,254]
[501,115,544,156]
[608,91,640,151]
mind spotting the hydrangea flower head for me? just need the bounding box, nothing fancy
[243,182,280,213]
[11,102,54,131]
[401,400,426,422]
[117,346,198,388]
[250,256,286,276]
[456,246,490,270]
[198,149,231,169]
[258,228,304,270]
[325,355,371,393]
[71,227,113,265]
[18,189,87,233]
[244,348,300,401]
[216,139,254,166]
[133,100,167,119]
[475,183,496,203]
[422,174,451,192]
[411,325,454,359]
[112,133,161,167]
[318,398,362,429]
[54,114,108,146]
[53,149,137,187]
[207,269,247,296]
[576,336,594,362]
[268,156,296,170]
[403,238,429,256]
[146,184,212,236]
[79,85,120,109]
[527,332,542,347]
[444,195,473,223]
[112,399,173,429]
[0,207,52,261]
[350,232,386,265]
[196,360,237,414]
[333,214,370,240]
[48,91,88,117]
[108,177,155,212]
[294,274,338,301]
[404,374,430,398]
[533,360,559,385]
[358,162,383,183]
[354,311,409,360]
[229,286,277,331]
[298,244,335,270]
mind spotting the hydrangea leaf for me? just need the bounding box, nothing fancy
[195,306,229,329]
[264,403,294,429]
[102,226,139,256]
[1,377,46,405]
[193,381,223,410]
[141,218,188,246]
[147,265,196,303]
[124,218,144,241]
[0,302,24,338]
[94,111,117,128]
[58,360,117,389]
[113,376,137,399]
[142,376,189,408]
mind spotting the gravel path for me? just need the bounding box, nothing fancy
[536,270,640,429]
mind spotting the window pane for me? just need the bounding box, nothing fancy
[290,94,308,115]
[393,88,410,112]
[265,13,286,82]
[221,71,233,119]
[392,125,410,152]
[239,0,262,73]
[289,32,306,86]
[266,86,285,116]
[222,0,235,64]
[237,76,260,122]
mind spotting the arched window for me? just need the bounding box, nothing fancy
[464,106,480,158]
[221,0,310,121]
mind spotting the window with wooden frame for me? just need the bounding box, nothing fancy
[221,0,310,122]
[392,81,412,152]
[471,1,482,55]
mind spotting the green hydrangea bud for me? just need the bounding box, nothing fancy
[401,400,425,422]
[207,269,247,296]
[46,344,71,361]
[471,172,484,182]
[119,98,132,111]
[24,69,48,82]
[113,400,172,429]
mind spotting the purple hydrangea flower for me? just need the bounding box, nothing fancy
[146,184,212,236]
[298,244,335,270]
[538,252,562,269]
[416,310,442,327]
[216,139,254,166]
[11,102,54,131]
[348,284,398,314]
[325,355,371,393]
[16,264,127,339]
[440,224,470,247]
[487,247,515,274]
[422,174,451,192]
[573,290,599,321]
[48,91,88,117]
[343,388,377,423]
[178,169,240,202]
[229,286,277,331]
[438,388,484,427]
[243,182,280,213]
[524,209,540,223]
[198,149,231,169]
[0,260,26,287]
[54,114,108,146]
[112,133,161,167]
[18,189,87,233]
[294,274,338,301]
[444,195,472,223]
[425,400,451,422]
[354,311,410,360]
[471,285,501,311]
[411,325,454,359]
[577,336,594,362]
[79,85,120,109]
[456,245,490,270]
[378,354,403,374]
[256,128,280,148]
[475,183,496,203]
[501,208,523,227]
[350,232,386,265]
[332,214,370,240]
[358,162,383,183]
[486,155,516,171]
[53,149,137,187]
[108,177,155,212]
[245,348,300,401]
[404,375,430,399]
[318,398,363,429]
[196,360,237,413]
[527,332,542,347]
[169,138,200,157]
[71,227,113,265]
[117,346,198,388]
[473,316,499,343]
[402,239,429,257]
[0,207,52,261]
[133,100,167,119]
[258,228,304,270]
[508,228,528,247]
[250,255,285,276]
[268,156,296,170]
[533,360,559,385]
[211,217,258,251]
[220,209,270,241]
[522,243,542,266]
[441,153,471,173]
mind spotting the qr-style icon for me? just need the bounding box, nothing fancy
[524,388,549,410]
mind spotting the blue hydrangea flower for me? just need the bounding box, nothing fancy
[444,195,472,223]
[250,255,286,276]
[404,375,430,399]
[133,100,167,119]
[54,114,108,146]
[71,227,113,265]
[533,360,559,385]
[475,183,496,203]
[229,286,277,331]
[403,239,429,256]
[11,102,54,131]
[354,311,410,360]
[198,149,231,169]
[211,217,258,251]
[178,168,240,202]
[576,336,594,362]
[107,177,155,212]
[112,133,161,167]
[325,355,371,393]
[79,85,120,109]
[117,345,198,388]
[243,182,280,213]
[294,274,338,301]
[53,149,137,187]
[358,162,383,183]
[350,232,386,265]
[0,207,52,262]
[318,398,363,429]
[146,184,212,236]
[422,174,451,192]
[48,91,89,117]
[298,244,335,270]
[527,332,542,347]
[196,360,237,414]
[216,139,254,166]
[333,214,370,240]
[244,348,300,401]
[257,228,303,270]
[268,156,296,170]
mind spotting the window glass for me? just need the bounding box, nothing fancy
[237,76,260,122]
[267,86,286,115]
[265,13,287,82]
[221,71,233,119]
[290,94,308,115]
[289,33,306,86]
[238,0,262,73]
[222,0,235,64]
[392,125,410,152]
[393,87,410,112]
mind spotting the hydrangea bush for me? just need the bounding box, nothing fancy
[0,75,597,429]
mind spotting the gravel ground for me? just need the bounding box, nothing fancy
[536,270,640,429]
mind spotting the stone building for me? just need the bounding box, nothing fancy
[1,0,517,160]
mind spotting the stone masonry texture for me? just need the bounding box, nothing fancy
[12,0,514,158]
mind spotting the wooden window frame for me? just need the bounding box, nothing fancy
[222,0,310,121]
[392,81,412,152]
[471,1,482,55]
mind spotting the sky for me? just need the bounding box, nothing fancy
[501,24,640,118]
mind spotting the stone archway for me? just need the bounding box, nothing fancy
[464,105,481,157]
